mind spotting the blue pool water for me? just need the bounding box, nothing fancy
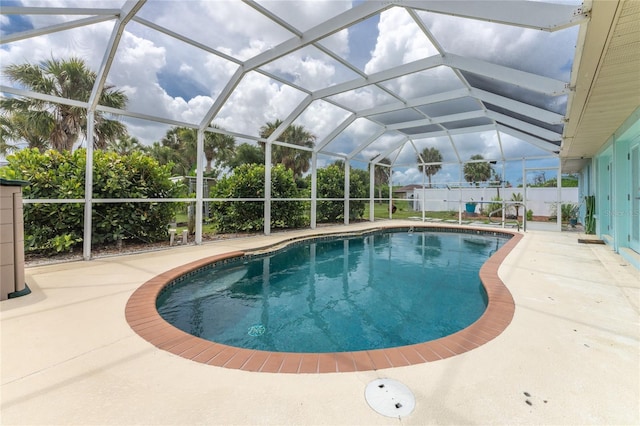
[157,230,507,353]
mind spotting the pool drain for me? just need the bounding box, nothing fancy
[247,324,265,336]
[365,378,415,418]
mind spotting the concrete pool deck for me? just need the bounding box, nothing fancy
[1,221,639,425]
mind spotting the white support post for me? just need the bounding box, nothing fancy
[195,130,204,244]
[369,162,375,222]
[82,111,94,261]
[523,160,527,230]
[421,167,426,222]
[311,152,317,229]
[344,160,350,225]
[458,163,463,224]
[264,142,272,235]
[388,166,393,219]
[557,161,562,231]
[501,160,506,228]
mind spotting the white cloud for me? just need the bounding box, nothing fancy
[0,15,10,32]
[1,1,577,167]
[421,11,578,81]
[365,8,438,75]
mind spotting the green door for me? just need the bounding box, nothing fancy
[631,142,640,253]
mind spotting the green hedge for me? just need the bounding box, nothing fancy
[316,164,368,222]
[0,148,180,253]
[209,163,306,232]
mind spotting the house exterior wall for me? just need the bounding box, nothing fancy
[584,107,640,268]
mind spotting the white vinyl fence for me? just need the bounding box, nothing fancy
[411,187,579,217]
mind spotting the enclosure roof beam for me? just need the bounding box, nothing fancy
[315,114,357,153]
[374,137,408,164]
[469,88,565,124]
[132,17,242,66]
[88,0,146,111]
[266,95,314,143]
[243,0,391,71]
[313,55,443,100]
[400,1,589,32]
[387,110,486,131]
[1,85,88,108]
[488,111,562,142]
[0,7,120,15]
[443,54,570,96]
[356,88,469,118]
[346,128,387,160]
[198,66,245,131]
[408,124,496,140]
[355,87,564,127]
[0,15,115,44]
[497,124,560,153]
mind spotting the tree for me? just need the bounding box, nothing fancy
[145,128,193,176]
[369,156,391,202]
[0,110,50,154]
[316,163,368,222]
[511,192,523,218]
[1,57,128,151]
[203,126,235,173]
[209,163,305,232]
[228,143,264,169]
[259,119,315,179]
[107,135,143,156]
[144,142,186,176]
[417,147,442,188]
[0,148,179,253]
[463,154,493,187]
[492,171,502,198]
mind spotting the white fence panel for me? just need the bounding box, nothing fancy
[411,187,579,216]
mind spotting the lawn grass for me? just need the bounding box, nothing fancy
[364,201,459,220]
[173,202,462,236]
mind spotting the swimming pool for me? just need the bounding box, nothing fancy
[156,229,506,353]
[125,225,521,373]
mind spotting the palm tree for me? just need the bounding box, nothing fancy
[463,154,493,187]
[492,171,503,198]
[417,147,442,187]
[145,141,189,176]
[107,135,143,155]
[203,125,235,173]
[511,192,523,218]
[0,110,50,153]
[369,156,391,203]
[259,119,315,179]
[228,143,264,169]
[1,57,128,152]
[149,126,235,176]
[158,127,196,176]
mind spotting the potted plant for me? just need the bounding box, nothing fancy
[465,199,477,214]
[511,192,523,218]
[568,204,579,228]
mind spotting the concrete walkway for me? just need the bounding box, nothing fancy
[1,222,638,425]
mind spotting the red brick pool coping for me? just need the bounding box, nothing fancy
[125,226,522,373]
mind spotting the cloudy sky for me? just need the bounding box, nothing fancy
[1,0,581,185]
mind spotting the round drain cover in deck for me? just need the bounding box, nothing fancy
[365,378,415,418]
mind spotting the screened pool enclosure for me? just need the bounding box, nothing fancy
[2,1,634,261]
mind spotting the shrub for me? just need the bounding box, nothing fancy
[487,196,503,217]
[526,209,533,221]
[316,164,368,222]
[561,203,579,222]
[0,148,180,253]
[209,163,306,232]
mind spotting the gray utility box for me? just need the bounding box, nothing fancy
[1,178,29,300]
